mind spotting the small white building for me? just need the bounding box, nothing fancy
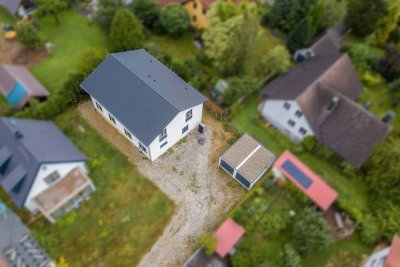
[81,49,208,161]
[0,118,95,223]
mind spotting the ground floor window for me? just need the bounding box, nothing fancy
[139,142,147,154]
[299,127,307,135]
[124,128,132,140]
[95,101,103,112]
[160,141,168,148]
[182,125,189,134]
[108,114,116,124]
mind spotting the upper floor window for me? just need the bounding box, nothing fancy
[295,110,303,117]
[193,2,197,9]
[283,102,291,110]
[159,128,167,142]
[108,114,116,124]
[124,128,132,140]
[186,109,193,122]
[299,127,307,135]
[44,171,61,185]
[95,101,103,112]
[287,119,296,127]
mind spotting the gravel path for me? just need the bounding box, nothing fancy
[78,102,245,267]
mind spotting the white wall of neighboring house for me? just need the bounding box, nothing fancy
[148,103,203,160]
[91,96,204,161]
[25,162,86,212]
[260,99,314,142]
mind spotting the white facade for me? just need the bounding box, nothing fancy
[364,247,390,267]
[25,161,86,212]
[259,100,314,142]
[90,96,204,161]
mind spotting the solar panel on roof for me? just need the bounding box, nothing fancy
[220,159,235,175]
[281,160,313,189]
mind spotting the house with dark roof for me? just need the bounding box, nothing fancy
[0,118,95,223]
[81,49,208,161]
[260,31,391,167]
[0,65,50,109]
[0,201,55,267]
[0,0,35,17]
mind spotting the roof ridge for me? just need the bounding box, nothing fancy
[110,53,180,113]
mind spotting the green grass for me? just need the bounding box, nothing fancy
[148,31,198,60]
[31,10,108,94]
[22,109,174,266]
[0,7,15,25]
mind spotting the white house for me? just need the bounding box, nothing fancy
[259,31,391,167]
[0,118,95,223]
[81,49,208,161]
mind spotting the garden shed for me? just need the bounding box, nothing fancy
[273,151,338,211]
[219,134,276,190]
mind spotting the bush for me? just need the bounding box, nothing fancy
[301,136,318,152]
[223,76,260,106]
[362,71,383,87]
[360,214,381,245]
[130,0,159,28]
[260,209,290,238]
[345,43,381,70]
[94,0,124,33]
[195,50,213,66]
[109,8,144,52]
[160,4,190,37]
[200,233,217,255]
[292,208,332,256]
[16,23,43,49]
[170,58,190,80]
[143,42,168,63]
[280,244,302,267]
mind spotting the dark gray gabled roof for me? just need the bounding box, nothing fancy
[80,49,207,146]
[0,0,22,15]
[0,118,86,208]
[0,204,52,267]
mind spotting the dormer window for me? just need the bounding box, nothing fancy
[283,102,291,110]
[159,128,167,142]
[95,101,103,112]
[186,109,193,122]
[44,171,61,185]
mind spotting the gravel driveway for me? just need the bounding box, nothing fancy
[78,102,245,267]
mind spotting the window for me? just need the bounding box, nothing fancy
[186,109,193,122]
[182,125,189,134]
[287,119,296,127]
[299,127,307,135]
[108,114,116,124]
[124,128,132,140]
[44,171,61,185]
[295,110,302,117]
[192,15,197,22]
[283,102,291,110]
[139,143,147,153]
[160,141,168,148]
[193,2,197,8]
[159,128,167,142]
[95,101,103,112]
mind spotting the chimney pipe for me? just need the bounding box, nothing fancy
[327,96,339,111]
[382,111,395,123]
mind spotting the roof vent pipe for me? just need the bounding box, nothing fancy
[14,131,23,139]
[382,111,395,123]
[327,96,339,111]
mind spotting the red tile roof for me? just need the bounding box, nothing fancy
[214,218,245,258]
[385,235,400,267]
[274,151,338,211]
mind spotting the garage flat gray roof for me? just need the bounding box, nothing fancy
[221,134,276,182]
[81,49,207,146]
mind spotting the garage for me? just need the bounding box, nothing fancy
[219,134,276,190]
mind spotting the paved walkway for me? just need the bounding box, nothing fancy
[78,102,245,267]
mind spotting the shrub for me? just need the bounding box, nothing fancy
[130,0,159,28]
[143,42,168,63]
[160,4,190,37]
[94,0,124,33]
[301,136,318,152]
[362,71,383,87]
[292,208,332,256]
[280,244,302,267]
[170,58,190,80]
[345,43,381,70]
[16,23,43,49]
[360,214,381,245]
[223,76,260,106]
[200,233,217,255]
[260,209,290,238]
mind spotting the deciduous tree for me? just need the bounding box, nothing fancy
[160,4,190,37]
[374,0,400,46]
[36,0,68,25]
[130,0,159,28]
[109,9,144,52]
[287,18,312,52]
[94,0,124,33]
[261,45,291,81]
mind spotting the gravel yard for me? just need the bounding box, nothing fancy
[78,102,245,267]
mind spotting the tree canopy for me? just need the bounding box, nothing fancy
[203,1,262,76]
[287,18,312,52]
[36,0,68,25]
[222,76,260,106]
[109,8,144,52]
[94,0,124,33]
[160,4,190,37]
[261,45,291,79]
[130,0,159,28]
[374,0,400,45]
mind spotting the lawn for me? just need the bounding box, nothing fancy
[148,31,197,60]
[0,8,14,25]
[31,10,108,94]
[20,109,174,266]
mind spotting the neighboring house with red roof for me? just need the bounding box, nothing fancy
[365,235,400,267]
[214,218,245,258]
[273,151,338,212]
[0,65,49,109]
[159,0,253,29]
[260,31,391,167]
